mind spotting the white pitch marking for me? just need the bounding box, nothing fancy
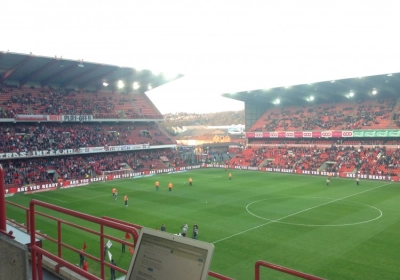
[33,193,68,203]
[213,182,392,244]
[246,197,383,227]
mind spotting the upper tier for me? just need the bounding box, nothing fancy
[0,86,162,119]
[249,98,400,132]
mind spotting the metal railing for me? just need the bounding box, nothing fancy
[255,260,324,280]
[29,199,139,280]
[5,200,30,232]
[25,201,234,280]
[5,200,325,280]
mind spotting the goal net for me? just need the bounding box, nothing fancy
[102,169,132,181]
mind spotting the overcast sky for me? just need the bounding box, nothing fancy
[2,0,400,113]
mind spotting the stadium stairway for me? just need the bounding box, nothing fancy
[29,261,63,280]
[1,223,63,279]
[4,222,97,280]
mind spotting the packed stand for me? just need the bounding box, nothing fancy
[249,98,398,132]
[2,148,182,188]
[0,85,163,119]
[229,144,400,176]
[0,122,174,154]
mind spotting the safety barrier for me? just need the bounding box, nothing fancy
[29,199,139,280]
[5,200,234,280]
[255,260,324,280]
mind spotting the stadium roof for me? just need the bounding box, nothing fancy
[0,52,169,92]
[223,72,400,107]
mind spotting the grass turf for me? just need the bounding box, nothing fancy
[5,168,400,279]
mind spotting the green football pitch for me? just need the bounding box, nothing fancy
[5,168,400,280]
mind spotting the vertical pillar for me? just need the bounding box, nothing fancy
[0,165,6,232]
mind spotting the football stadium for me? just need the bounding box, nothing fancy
[1,51,400,280]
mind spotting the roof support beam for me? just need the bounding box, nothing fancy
[107,69,137,92]
[20,58,59,87]
[0,55,34,84]
[41,64,77,87]
[79,68,138,90]
[61,64,103,87]
[78,69,118,89]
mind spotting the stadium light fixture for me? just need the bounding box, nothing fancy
[387,73,393,76]
[133,82,140,90]
[147,84,152,90]
[330,80,335,83]
[348,91,354,98]
[372,89,377,95]
[117,80,124,89]
[103,82,109,87]
[77,59,84,67]
[309,95,314,101]
[273,98,280,105]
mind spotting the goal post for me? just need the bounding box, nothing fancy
[102,169,132,181]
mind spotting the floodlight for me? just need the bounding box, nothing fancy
[117,80,125,89]
[349,91,354,97]
[387,73,393,76]
[309,95,314,101]
[331,80,335,83]
[77,59,84,67]
[103,82,109,87]
[147,84,152,90]
[133,82,140,90]
[372,89,377,95]
[273,98,280,105]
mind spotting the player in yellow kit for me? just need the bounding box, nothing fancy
[124,194,128,206]
[112,188,117,200]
